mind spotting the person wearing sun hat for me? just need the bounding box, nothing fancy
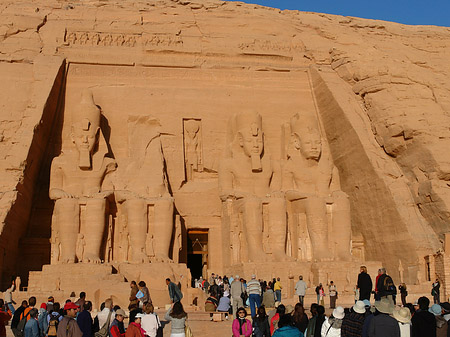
[321,306,344,337]
[429,303,448,337]
[341,301,366,337]
[393,307,412,337]
[368,298,400,336]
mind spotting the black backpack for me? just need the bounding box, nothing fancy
[16,311,30,337]
[383,275,396,294]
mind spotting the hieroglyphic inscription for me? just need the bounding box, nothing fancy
[238,39,304,53]
[65,31,183,48]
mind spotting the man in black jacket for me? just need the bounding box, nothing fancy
[411,296,437,337]
[11,300,28,337]
[376,268,397,304]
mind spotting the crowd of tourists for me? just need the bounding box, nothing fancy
[0,277,187,337]
[0,266,447,337]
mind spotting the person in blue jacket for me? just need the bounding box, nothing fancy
[273,314,303,337]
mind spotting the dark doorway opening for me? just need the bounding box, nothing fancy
[187,229,208,285]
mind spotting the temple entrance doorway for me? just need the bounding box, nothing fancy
[187,229,208,283]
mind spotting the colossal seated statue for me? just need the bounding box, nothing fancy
[219,111,289,263]
[283,113,351,261]
[115,115,174,263]
[49,90,116,264]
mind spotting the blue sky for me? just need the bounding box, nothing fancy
[230,0,450,27]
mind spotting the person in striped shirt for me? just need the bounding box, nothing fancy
[247,275,262,318]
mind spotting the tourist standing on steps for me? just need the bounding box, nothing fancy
[129,281,139,310]
[57,303,83,337]
[230,275,244,317]
[75,293,86,312]
[398,283,408,307]
[165,302,187,337]
[138,281,151,307]
[37,303,48,337]
[295,276,307,306]
[4,280,16,314]
[432,279,441,304]
[217,294,231,320]
[329,281,337,309]
[232,307,252,337]
[357,266,372,301]
[166,278,183,303]
[247,274,262,318]
[274,278,282,304]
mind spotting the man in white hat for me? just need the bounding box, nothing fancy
[341,301,366,336]
[321,306,345,336]
[392,307,412,336]
[368,298,400,336]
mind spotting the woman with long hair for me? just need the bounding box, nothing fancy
[232,307,252,337]
[165,302,188,337]
[292,303,309,334]
[252,306,271,337]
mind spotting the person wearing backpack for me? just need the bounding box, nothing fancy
[37,304,48,337]
[11,301,28,337]
[375,268,397,304]
[47,302,62,337]
[57,302,82,337]
[16,298,36,337]
[24,309,39,337]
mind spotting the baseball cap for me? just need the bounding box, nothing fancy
[64,302,79,310]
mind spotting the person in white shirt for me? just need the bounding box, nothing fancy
[141,303,160,337]
[96,298,115,329]
[295,276,307,306]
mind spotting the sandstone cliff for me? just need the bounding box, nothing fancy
[1,0,449,286]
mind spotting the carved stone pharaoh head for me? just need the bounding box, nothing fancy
[71,90,101,169]
[290,112,321,161]
[236,111,264,172]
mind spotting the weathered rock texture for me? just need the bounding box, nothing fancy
[1,0,450,296]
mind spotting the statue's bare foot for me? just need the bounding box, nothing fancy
[131,252,149,264]
[84,254,102,264]
[155,254,173,263]
[62,258,75,264]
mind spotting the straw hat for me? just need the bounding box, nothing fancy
[352,301,366,314]
[332,306,345,319]
[392,307,411,324]
[374,298,394,314]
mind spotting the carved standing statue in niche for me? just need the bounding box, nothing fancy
[49,90,117,264]
[115,115,174,263]
[219,111,289,263]
[184,119,203,181]
[283,113,351,261]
